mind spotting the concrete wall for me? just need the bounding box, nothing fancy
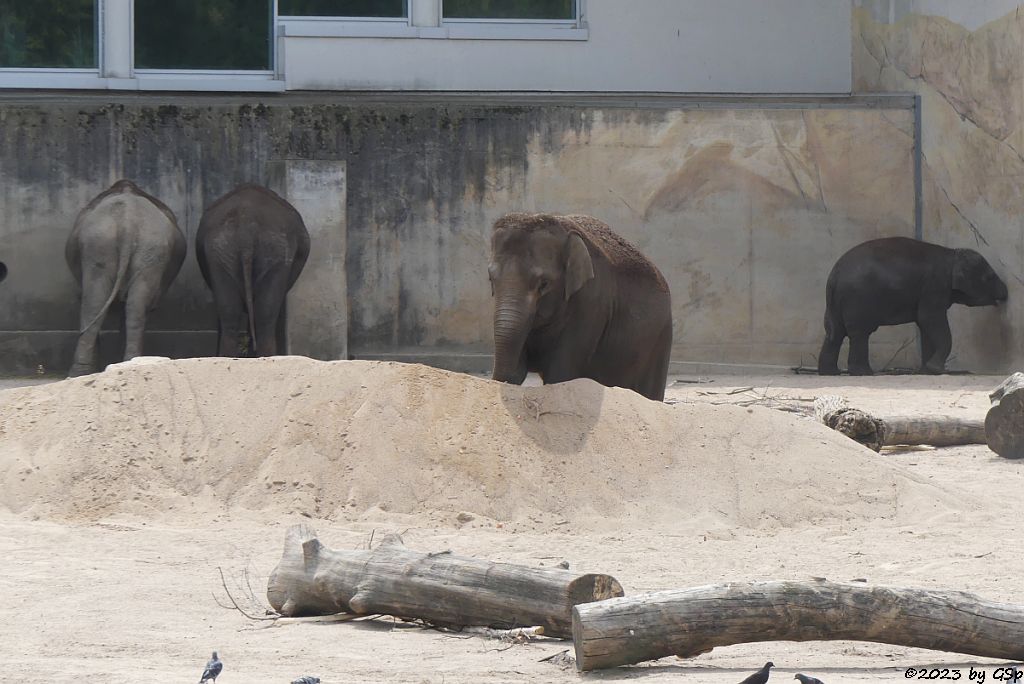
[282,0,853,93]
[0,93,916,375]
[853,1,1024,372]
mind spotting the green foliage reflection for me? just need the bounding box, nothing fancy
[134,0,272,70]
[279,0,406,17]
[0,0,96,68]
[443,0,574,19]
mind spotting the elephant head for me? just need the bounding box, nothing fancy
[952,248,1008,307]
[489,214,594,384]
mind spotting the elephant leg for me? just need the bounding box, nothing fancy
[538,341,591,385]
[638,323,672,401]
[69,266,116,377]
[275,299,290,357]
[207,268,245,357]
[817,317,845,376]
[846,330,874,376]
[122,277,157,361]
[918,324,935,373]
[918,309,952,374]
[252,269,291,357]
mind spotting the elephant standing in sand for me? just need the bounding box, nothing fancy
[818,237,1008,375]
[196,184,310,357]
[489,212,672,401]
[65,180,186,377]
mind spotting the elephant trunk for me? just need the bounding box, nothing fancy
[492,294,532,385]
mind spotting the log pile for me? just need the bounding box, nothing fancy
[266,524,623,638]
[814,395,985,451]
[571,580,1024,671]
[263,528,1024,672]
[986,373,1024,459]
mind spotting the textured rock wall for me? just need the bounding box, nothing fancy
[0,96,914,374]
[854,1,1023,372]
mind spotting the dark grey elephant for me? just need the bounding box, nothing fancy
[65,180,186,377]
[196,184,310,357]
[818,237,1008,376]
[489,212,673,401]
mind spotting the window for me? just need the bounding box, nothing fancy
[134,0,273,71]
[443,0,575,20]
[0,0,96,68]
[279,0,407,17]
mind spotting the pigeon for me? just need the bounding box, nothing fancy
[199,652,223,683]
[794,675,825,684]
[291,678,321,684]
[738,661,774,684]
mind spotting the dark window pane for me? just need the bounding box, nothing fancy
[279,0,406,17]
[0,0,96,68]
[135,0,272,70]
[443,0,574,19]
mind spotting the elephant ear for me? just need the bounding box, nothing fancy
[565,232,594,301]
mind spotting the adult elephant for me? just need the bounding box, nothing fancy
[818,237,1008,376]
[196,184,310,357]
[489,212,672,401]
[65,180,186,377]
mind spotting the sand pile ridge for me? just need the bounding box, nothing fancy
[0,357,957,529]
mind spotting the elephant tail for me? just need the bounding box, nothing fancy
[80,231,133,335]
[241,251,257,354]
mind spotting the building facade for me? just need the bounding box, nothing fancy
[2,0,852,93]
[0,1,1018,375]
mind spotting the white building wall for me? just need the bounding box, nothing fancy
[282,0,853,93]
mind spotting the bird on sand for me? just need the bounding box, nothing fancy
[738,661,774,684]
[199,651,223,683]
[291,678,321,684]
[794,675,825,684]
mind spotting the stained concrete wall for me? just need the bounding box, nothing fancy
[282,0,853,93]
[0,93,917,375]
[853,1,1024,372]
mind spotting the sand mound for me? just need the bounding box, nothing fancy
[0,357,958,529]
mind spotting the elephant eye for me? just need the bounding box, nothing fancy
[538,278,550,293]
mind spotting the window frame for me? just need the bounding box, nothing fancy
[0,0,588,91]
[438,0,586,40]
[277,0,411,22]
[132,0,278,76]
[440,0,579,24]
[0,0,102,74]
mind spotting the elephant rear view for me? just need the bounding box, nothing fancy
[489,212,672,401]
[65,180,186,377]
[196,184,310,357]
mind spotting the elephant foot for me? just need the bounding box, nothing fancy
[920,363,946,375]
[817,363,841,376]
[848,365,874,376]
[67,363,95,378]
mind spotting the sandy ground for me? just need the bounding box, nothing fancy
[2,370,1022,683]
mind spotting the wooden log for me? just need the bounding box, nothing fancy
[814,395,985,451]
[986,373,1024,459]
[571,579,1024,671]
[266,524,623,639]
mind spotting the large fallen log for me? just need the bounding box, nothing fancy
[266,524,623,638]
[814,395,985,451]
[986,373,1024,459]
[571,579,1024,671]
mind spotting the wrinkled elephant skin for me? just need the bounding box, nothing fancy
[196,184,310,358]
[65,180,186,377]
[489,212,673,401]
